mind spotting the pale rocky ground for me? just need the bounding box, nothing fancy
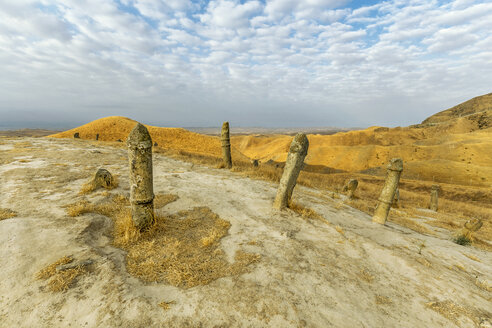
[0,137,490,328]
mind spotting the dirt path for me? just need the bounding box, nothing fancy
[0,137,490,327]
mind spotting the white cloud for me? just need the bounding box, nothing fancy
[0,0,491,128]
[200,1,263,29]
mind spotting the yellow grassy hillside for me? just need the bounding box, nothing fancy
[232,94,492,187]
[423,93,492,125]
[49,116,247,160]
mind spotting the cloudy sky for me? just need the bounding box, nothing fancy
[0,0,491,129]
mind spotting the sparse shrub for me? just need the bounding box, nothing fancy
[453,235,471,246]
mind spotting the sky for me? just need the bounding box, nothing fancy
[0,0,491,129]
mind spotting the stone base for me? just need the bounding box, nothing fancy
[131,202,155,230]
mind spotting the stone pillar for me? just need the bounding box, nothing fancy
[345,179,358,199]
[458,218,483,241]
[273,133,309,210]
[372,158,403,224]
[392,188,400,208]
[430,184,439,211]
[127,123,155,230]
[221,122,232,169]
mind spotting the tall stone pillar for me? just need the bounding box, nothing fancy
[221,122,232,169]
[127,123,155,230]
[392,188,400,208]
[372,158,403,224]
[430,184,439,211]
[273,133,309,210]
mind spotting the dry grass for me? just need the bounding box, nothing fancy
[335,226,345,236]
[36,256,73,280]
[288,201,327,222]
[0,208,17,220]
[36,256,87,292]
[462,253,481,262]
[154,194,179,209]
[125,207,260,288]
[12,141,33,149]
[375,295,392,305]
[388,214,436,236]
[416,257,432,267]
[475,278,492,292]
[425,300,485,326]
[359,269,375,283]
[158,301,176,310]
[66,195,260,288]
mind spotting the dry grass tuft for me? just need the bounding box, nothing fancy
[462,253,481,262]
[416,257,432,267]
[335,226,345,236]
[47,267,86,292]
[359,269,375,283]
[475,278,491,292]
[154,194,179,209]
[453,262,467,273]
[158,301,176,310]
[425,300,483,326]
[375,295,392,305]
[36,256,73,280]
[66,200,94,217]
[389,215,435,236]
[0,208,17,220]
[66,196,258,288]
[36,256,87,292]
[288,201,327,222]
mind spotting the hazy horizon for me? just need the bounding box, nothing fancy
[1,0,491,128]
[0,118,362,131]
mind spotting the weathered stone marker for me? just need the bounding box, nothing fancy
[273,133,309,210]
[372,158,403,224]
[221,122,232,169]
[127,123,155,230]
[458,218,483,241]
[74,132,80,138]
[343,179,358,199]
[430,184,440,211]
[93,168,114,189]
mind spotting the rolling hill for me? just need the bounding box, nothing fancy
[49,93,492,187]
[232,93,492,187]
